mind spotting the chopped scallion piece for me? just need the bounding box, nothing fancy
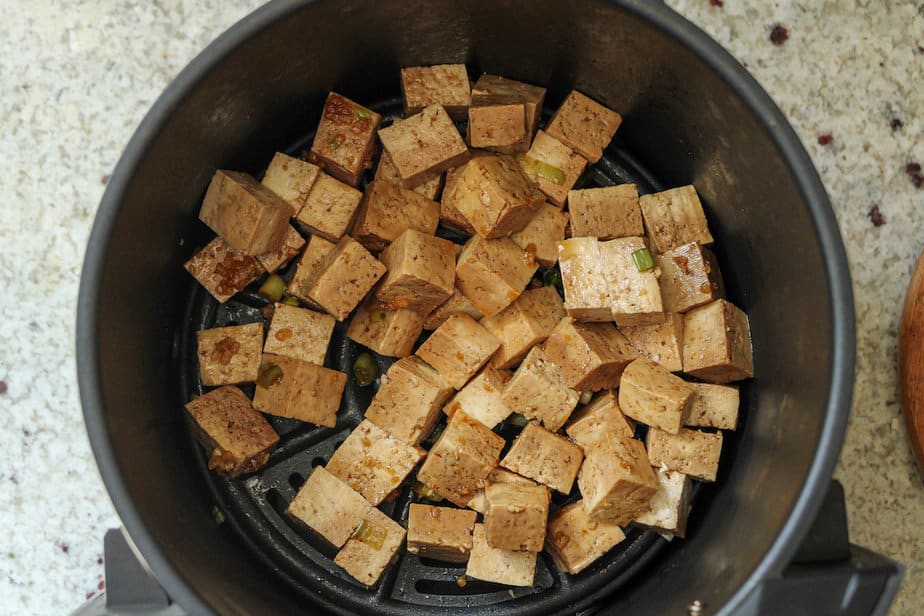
[282,296,300,307]
[413,480,443,502]
[542,268,564,294]
[257,274,286,302]
[508,412,529,428]
[632,247,655,272]
[353,352,379,387]
[515,154,566,185]
[330,138,341,150]
[211,505,226,526]
[579,390,593,405]
[352,519,386,550]
[257,362,284,388]
[353,106,372,120]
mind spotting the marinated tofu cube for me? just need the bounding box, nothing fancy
[443,367,513,429]
[347,297,425,358]
[252,353,346,427]
[401,64,471,119]
[334,506,406,587]
[686,382,740,430]
[263,303,336,366]
[184,237,264,303]
[416,314,501,389]
[639,185,713,254]
[545,500,626,575]
[467,468,536,514]
[466,524,537,587]
[378,104,469,189]
[309,92,382,186]
[518,131,586,207]
[568,184,643,240]
[621,313,685,372]
[294,172,363,242]
[376,229,456,313]
[256,225,306,273]
[456,235,539,317]
[199,170,292,255]
[484,482,550,552]
[365,356,454,445]
[467,98,529,154]
[286,234,336,306]
[326,419,426,505]
[509,202,569,267]
[501,422,584,494]
[482,287,566,369]
[656,241,724,313]
[352,180,440,252]
[541,317,638,391]
[423,288,484,330]
[557,237,611,322]
[682,299,754,383]
[196,322,264,386]
[261,152,320,215]
[599,236,664,326]
[184,386,279,478]
[439,154,491,235]
[416,410,505,506]
[578,436,658,524]
[501,346,580,431]
[634,468,694,538]
[287,466,371,548]
[471,74,546,139]
[618,357,695,434]
[545,90,622,163]
[406,504,477,563]
[301,236,386,321]
[646,428,723,483]
[374,151,442,201]
[564,390,635,449]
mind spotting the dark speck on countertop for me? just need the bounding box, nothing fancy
[770,24,790,45]
[868,205,886,227]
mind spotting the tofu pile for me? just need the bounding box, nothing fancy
[182,64,755,589]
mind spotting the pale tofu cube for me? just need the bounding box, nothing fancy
[467,99,529,153]
[467,468,536,514]
[545,501,626,574]
[518,131,586,207]
[416,314,501,389]
[564,390,635,449]
[334,506,406,587]
[443,367,512,429]
[406,504,477,563]
[639,185,713,254]
[482,287,566,369]
[578,436,658,524]
[263,304,335,366]
[294,172,363,241]
[471,74,546,139]
[686,382,740,430]
[309,92,382,186]
[196,322,264,386]
[439,164,478,235]
[184,237,264,303]
[374,152,442,201]
[618,357,695,434]
[541,317,638,391]
[256,225,306,273]
[484,482,550,552]
[501,422,584,494]
[401,64,471,119]
[347,297,425,358]
[184,386,279,478]
[261,152,320,215]
[466,524,537,587]
[252,353,346,427]
[378,105,470,189]
[287,466,371,548]
[634,468,694,537]
[545,90,622,163]
[376,229,456,313]
[599,236,664,326]
[456,235,539,317]
[286,235,336,307]
[621,313,685,372]
[646,428,723,482]
[557,237,611,322]
[568,184,643,240]
[509,203,569,267]
[682,299,754,383]
[655,241,724,313]
[326,419,425,505]
[302,236,386,321]
[501,347,580,431]
[352,180,440,252]
[364,356,454,445]
[423,288,484,330]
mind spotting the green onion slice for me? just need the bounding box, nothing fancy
[515,154,566,185]
[579,391,593,405]
[508,412,529,428]
[353,106,372,120]
[257,274,286,302]
[413,481,443,502]
[352,519,386,550]
[353,352,379,387]
[632,247,655,272]
[257,362,284,388]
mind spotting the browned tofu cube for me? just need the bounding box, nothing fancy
[467,98,529,153]
[484,482,550,552]
[326,419,425,505]
[439,159,483,235]
[501,346,579,431]
[334,506,406,587]
[261,152,320,215]
[287,466,371,548]
[557,237,612,322]
[599,236,664,326]
[546,500,625,574]
[374,151,442,201]
[518,131,586,207]
[352,180,440,252]
[309,92,382,186]
[639,185,714,254]
[646,428,723,482]
[656,241,724,313]
[466,524,537,587]
[618,357,695,434]
[467,468,535,513]
[545,90,622,163]
[541,317,638,391]
[634,468,694,537]
[682,299,754,383]
[401,64,471,119]
[621,313,685,373]
[196,323,264,386]
[482,287,566,369]
[294,172,363,242]
[416,410,505,506]
[407,504,477,563]
[301,236,386,321]
[578,436,658,524]
[263,303,335,366]
[375,229,456,313]
[252,353,346,427]
[365,356,454,445]
[423,288,484,330]
[347,297,425,358]
[565,390,635,449]
[509,202,569,267]
[443,367,512,429]
[378,105,470,189]
[501,422,584,494]
[416,314,500,389]
[686,382,740,430]
[184,386,279,477]
[199,170,292,255]
[456,235,539,317]
[286,234,336,307]
[184,237,264,303]
[471,74,546,139]
[568,184,643,240]
[256,225,306,273]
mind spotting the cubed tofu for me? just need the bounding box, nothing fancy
[471,74,546,139]
[482,287,566,369]
[196,322,264,386]
[467,98,529,153]
[309,92,382,186]
[618,357,695,434]
[423,288,484,330]
[545,90,622,163]
[352,180,440,252]
[646,428,723,483]
[599,236,664,326]
[456,235,539,317]
[416,410,505,506]
[294,172,364,242]
[287,466,371,548]
[656,241,724,313]
[252,353,346,427]
[406,504,477,563]
[374,151,442,201]
[375,229,456,313]
[686,382,740,430]
[401,64,471,119]
[501,346,580,431]
[682,299,754,383]
[466,524,537,587]
[621,313,685,372]
[326,419,426,505]
[378,104,470,189]
[578,436,658,524]
[263,304,336,366]
[439,164,478,235]
[501,422,584,494]
[199,170,292,255]
[467,468,536,514]
[557,237,611,322]
[301,236,386,321]
[443,367,512,429]
[568,184,643,240]
[261,152,321,215]
[286,234,336,307]
[545,500,626,575]
[334,506,406,587]
[184,386,279,477]
[256,225,306,273]
[564,390,635,449]
[347,297,425,358]
[364,356,454,445]
[484,482,550,552]
[634,468,694,538]
[541,317,638,391]
[184,237,264,303]
[639,185,714,254]
[416,314,501,389]
[509,202,569,267]
[518,131,586,207]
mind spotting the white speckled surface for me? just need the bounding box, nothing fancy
[0,1,921,614]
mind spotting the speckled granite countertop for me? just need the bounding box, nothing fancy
[0,1,921,614]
